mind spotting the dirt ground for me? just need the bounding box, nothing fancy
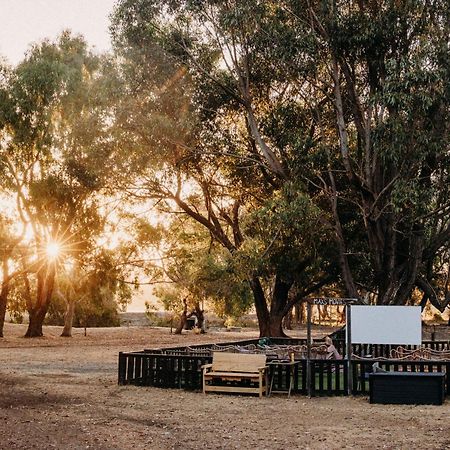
[1,323,449,450]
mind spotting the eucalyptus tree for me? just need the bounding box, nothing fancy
[112,0,450,326]
[297,0,450,308]
[0,214,24,337]
[0,33,120,336]
[111,0,335,336]
[61,247,132,333]
[151,217,255,332]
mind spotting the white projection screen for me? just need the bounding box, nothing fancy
[350,306,422,345]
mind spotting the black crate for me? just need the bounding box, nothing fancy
[369,372,445,405]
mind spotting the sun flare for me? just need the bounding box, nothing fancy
[46,242,61,259]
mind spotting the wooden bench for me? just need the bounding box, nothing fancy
[369,372,445,405]
[202,352,268,397]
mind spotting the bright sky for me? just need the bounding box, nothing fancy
[0,0,117,65]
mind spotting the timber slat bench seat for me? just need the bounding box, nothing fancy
[369,372,445,405]
[202,352,268,397]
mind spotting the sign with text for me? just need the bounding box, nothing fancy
[308,297,357,306]
[351,305,421,345]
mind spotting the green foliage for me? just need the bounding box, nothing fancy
[45,249,131,328]
[2,0,449,336]
[0,33,136,335]
[151,219,254,321]
[145,301,175,327]
[109,0,450,314]
[110,0,336,307]
[6,287,27,324]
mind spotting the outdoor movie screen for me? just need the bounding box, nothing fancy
[350,305,422,345]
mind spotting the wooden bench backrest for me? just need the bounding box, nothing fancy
[211,352,266,372]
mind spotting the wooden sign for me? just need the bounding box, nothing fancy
[307,297,358,306]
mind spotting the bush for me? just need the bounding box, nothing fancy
[45,295,121,327]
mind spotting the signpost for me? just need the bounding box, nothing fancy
[304,297,358,397]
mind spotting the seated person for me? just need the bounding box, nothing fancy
[372,362,386,373]
[325,336,343,360]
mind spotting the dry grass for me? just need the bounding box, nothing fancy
[0,323,449,449]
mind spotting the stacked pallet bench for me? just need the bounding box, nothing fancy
[202,352,268,397]
[369,372,445,405]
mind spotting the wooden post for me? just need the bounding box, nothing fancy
[118,352,126,385]
[304,297,358,396]
[346,305,353,395]
[307,301,312,397]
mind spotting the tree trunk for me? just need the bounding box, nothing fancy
[294,304,299,325]
[0,260,11,338]
[0,284,9,338]
[249,276,271,337]
[174,298,188,334]
[61,299,76,337]
[192,303,205,333]
[269,276,292,337]
[250,275,291,338]
[267,314,286,337]
[24,263,56,338]
[25,307,48,337]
